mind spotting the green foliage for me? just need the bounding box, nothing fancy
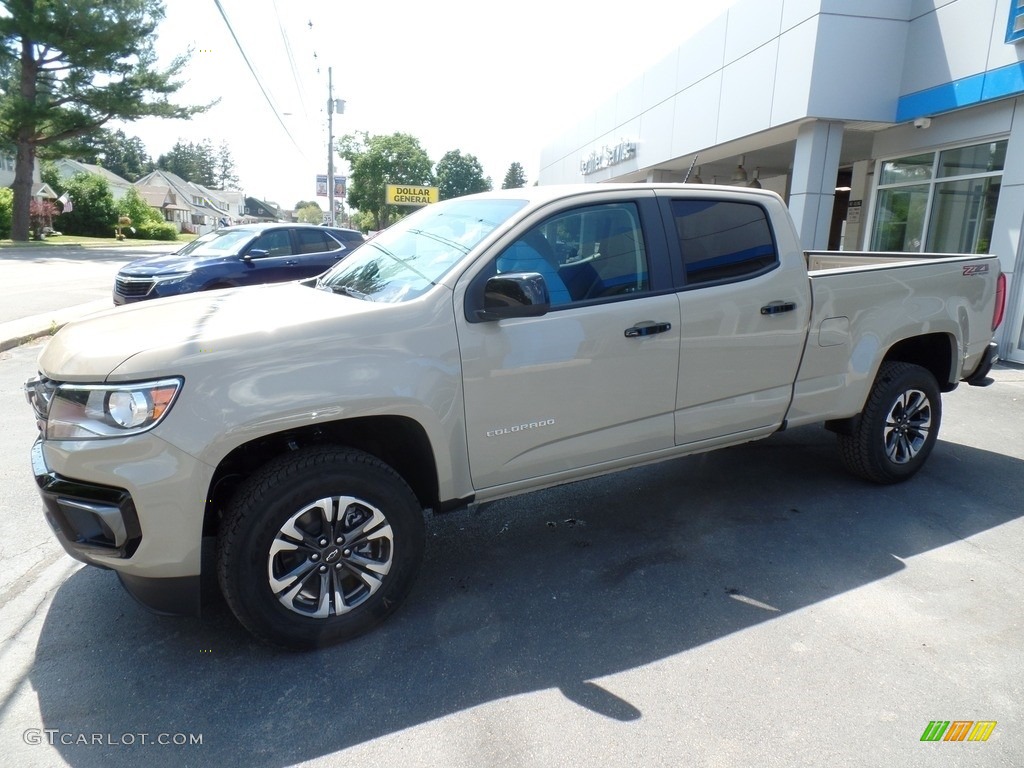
[436,150,491,200]
[96,129,153,181]
[338,132,435,230]
[0,0,210,240]
[133,219,178,240]
[156,139,237,188]
[0,187,13,237]
[116,186,165,239]
[57,173,117,237]
[296,204,324,224]
[502,162,527,189]
[40,161,65,196]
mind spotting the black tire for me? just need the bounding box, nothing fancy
[217,446,425,649]
[837,361,942,484]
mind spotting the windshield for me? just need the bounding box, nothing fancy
[316,197,527,302]
[175,229,257,257]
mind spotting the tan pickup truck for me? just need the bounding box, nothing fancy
[25,184,1006,649]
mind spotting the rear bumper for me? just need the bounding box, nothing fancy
[964,342,998,387]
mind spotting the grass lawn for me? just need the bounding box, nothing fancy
[0,233,197,248]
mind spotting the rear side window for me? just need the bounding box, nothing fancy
[296,229,341,254]
[669,200,777,285]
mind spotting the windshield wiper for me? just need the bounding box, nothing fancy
[324,284,371,300]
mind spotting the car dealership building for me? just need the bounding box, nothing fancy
[539,0,1024,364]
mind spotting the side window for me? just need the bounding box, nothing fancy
[296,229,339,254]
[495,202,649,307]
[251,229,293,257]
[669,200,777,285]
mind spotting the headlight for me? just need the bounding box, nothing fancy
[150,272,192,284]
[45,378,183,439]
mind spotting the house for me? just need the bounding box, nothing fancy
[242,197,281,222]
[134,169,236,235]
[134,184,191,230]
[1,148,58,204]
[53,159,133,200]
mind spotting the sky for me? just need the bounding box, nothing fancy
[122,0,739,210]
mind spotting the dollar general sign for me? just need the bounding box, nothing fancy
[386,184,439,206]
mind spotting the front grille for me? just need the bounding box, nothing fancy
[115,276,155,297]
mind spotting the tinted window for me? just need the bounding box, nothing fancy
[251,229,293,257]
[669,200,776,285]
[496,202,649,306]
[295,229,340,254]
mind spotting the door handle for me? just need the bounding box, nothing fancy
[760,301,796,315]
[624,321,672,338]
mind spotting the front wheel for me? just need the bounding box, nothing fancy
[217,447,425,649]
[837,361,942,484]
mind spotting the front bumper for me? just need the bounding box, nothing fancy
[29,436,208,616]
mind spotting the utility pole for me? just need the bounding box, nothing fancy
[327,67,335,227]
[325,70,347,227]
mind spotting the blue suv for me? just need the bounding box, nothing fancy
[113,223,365,304]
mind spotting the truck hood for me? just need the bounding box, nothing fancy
[38,282,386,381]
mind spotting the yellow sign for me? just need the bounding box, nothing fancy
[386,184,439,206]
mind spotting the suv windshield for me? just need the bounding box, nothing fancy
[316,197,526,302]
[175,229,257,257]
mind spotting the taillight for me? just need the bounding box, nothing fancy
[993,272,1006,331]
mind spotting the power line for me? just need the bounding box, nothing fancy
[211,0,308,159]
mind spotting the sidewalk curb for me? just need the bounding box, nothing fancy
[0,300,112,354]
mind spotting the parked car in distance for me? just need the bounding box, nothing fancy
[112,223,365,305]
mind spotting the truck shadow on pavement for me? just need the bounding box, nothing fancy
[29,425,1024,767]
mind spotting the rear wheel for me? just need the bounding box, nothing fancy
[837,361,942,484]
[217,446,425,649]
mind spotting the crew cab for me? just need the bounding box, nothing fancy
[25,184,1005,649]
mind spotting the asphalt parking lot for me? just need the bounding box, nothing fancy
[1,322,1021,766]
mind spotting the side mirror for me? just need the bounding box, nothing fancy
[243,248,269,261]
[473,272,551,321]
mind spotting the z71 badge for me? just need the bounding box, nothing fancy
[963,264,990,276]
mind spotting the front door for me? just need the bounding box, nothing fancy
[456,197,681,490]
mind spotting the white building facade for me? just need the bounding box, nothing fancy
[539,0,1024,364]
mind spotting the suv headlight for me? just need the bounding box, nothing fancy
[45,378,183,439]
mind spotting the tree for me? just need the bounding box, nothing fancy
[57,172,116,237]
[502,162,527,189]
[0,0,209,240]
[296,203,323,224]
[95,128,153,181]
[214,141,239,189]
[436,150,491,200]
[157,139,216,186]
[338,131,434,230]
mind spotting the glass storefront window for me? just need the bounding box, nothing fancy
[926,177,1000,254]
[871,185,929,251]
[937,142,1006,177]
[878,153,933,185]
[869,139,1007,254]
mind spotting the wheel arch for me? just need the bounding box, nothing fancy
[202,415,440,538]
[881,332,957,392]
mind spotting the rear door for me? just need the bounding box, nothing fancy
[656,193,811,445]
[293,228,348,276]
[456,192,681,490]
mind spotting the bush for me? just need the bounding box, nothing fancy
[134,220,179,240]
[0,187,12,238]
